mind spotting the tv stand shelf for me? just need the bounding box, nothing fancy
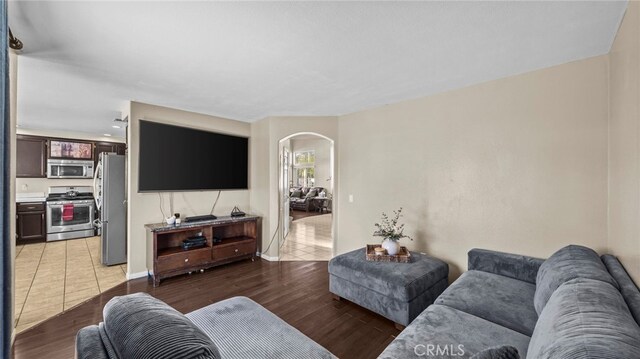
[158,245,212,258]
[145,215,260,286]
[213,236,253,246]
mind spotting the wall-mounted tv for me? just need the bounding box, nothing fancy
[138,120,248,192]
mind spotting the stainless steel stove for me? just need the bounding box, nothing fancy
[46,186,96,241]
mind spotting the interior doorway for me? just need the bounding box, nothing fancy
[278,133,334,261]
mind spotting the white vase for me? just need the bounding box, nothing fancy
[382,239,401,256]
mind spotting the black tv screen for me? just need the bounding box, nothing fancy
[138,120,248,192]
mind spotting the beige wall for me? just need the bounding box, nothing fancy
[249,117,271,257]
[126,102,251,276]
[16,178,94,195]
[249,116,338,258]
[337,56,610,280]
[609,1,640,283]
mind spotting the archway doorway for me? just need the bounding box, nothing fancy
[278,133,334,261]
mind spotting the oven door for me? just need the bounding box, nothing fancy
[46,201,95,233]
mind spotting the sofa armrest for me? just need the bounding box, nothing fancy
[75,325,109,359]
[468,248,544,284]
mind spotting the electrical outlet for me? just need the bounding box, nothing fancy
[348,194,354,203]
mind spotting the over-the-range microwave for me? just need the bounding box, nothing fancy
[47,159,94,179]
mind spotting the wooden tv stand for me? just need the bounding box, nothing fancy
[145,215,259,286]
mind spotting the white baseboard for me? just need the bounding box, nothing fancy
[258,252,279,261]
[126,271,149,280]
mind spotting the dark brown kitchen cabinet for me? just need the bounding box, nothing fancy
[116,143,126,155]
[94,142,126,166]
[16,135,47,178]
[16,202,46,243]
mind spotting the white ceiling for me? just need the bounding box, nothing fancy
[9,1,628,136]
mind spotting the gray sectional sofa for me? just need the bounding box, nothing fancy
[380,245,640,358]
[76,245,640,359]
[76,294,335,359]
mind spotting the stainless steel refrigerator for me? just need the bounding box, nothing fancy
[94,153,127,265]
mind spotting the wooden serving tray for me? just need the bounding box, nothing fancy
[365,244,411,263]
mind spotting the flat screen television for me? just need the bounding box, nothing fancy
[138,120,248,192]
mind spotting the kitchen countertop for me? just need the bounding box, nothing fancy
[145,214,260,232]
[16,192,47,203]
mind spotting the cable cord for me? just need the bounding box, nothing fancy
[261,217,281,255]
[279,226,291,249]
[261,194,283,255]
[209,191,221,215]
[262,201,292,255]
[158,193,166,219]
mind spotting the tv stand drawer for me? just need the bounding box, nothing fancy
[157,248,211,273]
[213,240,256,261]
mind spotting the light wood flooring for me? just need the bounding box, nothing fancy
[280,213,333,261]
[14,236,126,333]
[13,259,400,359]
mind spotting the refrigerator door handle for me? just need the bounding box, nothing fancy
[93,160,103,211]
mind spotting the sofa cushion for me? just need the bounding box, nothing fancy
[527,278,640,359]
[186,296,335,359]
[435,270,538,336]
[534,245,618,314]
[468,248,544,284]
[328,248,448,302]
[379,305,531,359]
[470,346,520,359]
[102,292,220,359]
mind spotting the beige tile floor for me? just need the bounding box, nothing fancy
[280,214,333,261]
[14,236,127,333]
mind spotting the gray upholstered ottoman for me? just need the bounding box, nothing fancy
[329,248,448,328]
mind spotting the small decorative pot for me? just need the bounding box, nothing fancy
[381,238,401,256]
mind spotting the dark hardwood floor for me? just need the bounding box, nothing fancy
[291,209,328,221]
[12,259,399,359]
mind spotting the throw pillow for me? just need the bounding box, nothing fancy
[470,346,520,359]
[291,190,302,198]
[102,292,221,359]
[306,189,318,198]
[534,245,618,314]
